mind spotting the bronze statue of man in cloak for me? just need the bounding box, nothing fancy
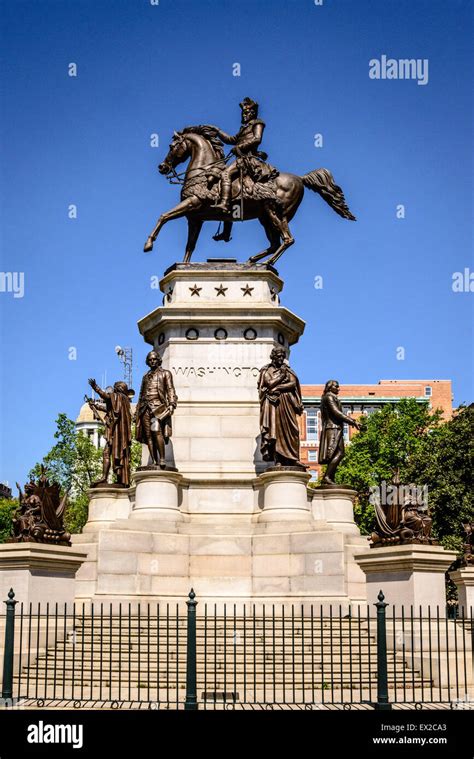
[135,351,178,468]
[258,348,305,469]
[87,378,134,488]
[318,379,360,486]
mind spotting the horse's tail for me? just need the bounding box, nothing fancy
[302,168,356,221]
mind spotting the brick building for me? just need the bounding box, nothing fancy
[299,379,453,480]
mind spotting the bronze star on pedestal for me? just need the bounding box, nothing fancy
[241,284,254,296]
[215,284,228,296]
[189,284,202,297]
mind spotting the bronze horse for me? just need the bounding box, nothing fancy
[143,126,356,266]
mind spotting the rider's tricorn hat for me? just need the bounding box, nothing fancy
[239,97,258,114]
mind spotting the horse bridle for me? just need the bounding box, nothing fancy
[161,133,232,186]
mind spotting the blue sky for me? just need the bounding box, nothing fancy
[0,0,472,487]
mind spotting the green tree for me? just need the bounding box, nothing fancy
[404,405,473,552]
[29,414,102,534]
[335,399,443,536]
[28,413,144,535]
[0,498,18,542]
[336,400,473,558]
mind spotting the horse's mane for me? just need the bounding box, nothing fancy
[181,125,225,160]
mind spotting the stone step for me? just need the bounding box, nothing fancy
[48,639,375,650]
[32,631,371,642]
[30,662,389,674]
[36,653,379,663]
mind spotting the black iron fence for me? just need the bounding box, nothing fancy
[1,589,473,710]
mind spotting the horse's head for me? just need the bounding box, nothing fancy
[158,131,189,175]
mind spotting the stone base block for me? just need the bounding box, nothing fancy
[83,487,132,533]
[131,468,184,521]
[74,520,367,609]
[311,487,359,534]
[257,469,312,525]
[355,544,458,614]
[0,543,87,609]
[450,566,474,614]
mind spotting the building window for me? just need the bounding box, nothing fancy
[309,470,318,481]
[425,386,432,397]
[343,423,350,442]
[308,450,317,462]
[364,406,378,416]
[305,409,318,440]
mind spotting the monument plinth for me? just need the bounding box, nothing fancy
[83,486,132,532]
[76,261,369,610]
[138,262,304,478]
[0,543,87,608]
[355,544,458,613]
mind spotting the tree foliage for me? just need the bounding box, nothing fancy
[403,404,473,551]
[0,498,18,543]
[28,413,103,534]
[336,400,473,553]
[25,413,144,535]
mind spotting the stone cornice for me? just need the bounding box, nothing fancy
[355,544,457,573]
[0,543,88,572]
[138,305,306,345]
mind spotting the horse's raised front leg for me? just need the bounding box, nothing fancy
[144,196,202,252]
[183,218,203,263]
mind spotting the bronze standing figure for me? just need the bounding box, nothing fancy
[87,379,134,488]
[318,379,360,486]
[258,348,305,469]
[143,98,356,266]
[135,351,178,468]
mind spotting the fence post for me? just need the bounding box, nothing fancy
[374,590,392,710]
[185,588,198,710]
[1,589,18,701]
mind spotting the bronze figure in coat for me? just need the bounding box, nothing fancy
[135,351,178,468]
[318,379,360,486]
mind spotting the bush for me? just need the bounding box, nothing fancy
[0,499,18,543]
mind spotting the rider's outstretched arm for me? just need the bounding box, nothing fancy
[213,128,238,145]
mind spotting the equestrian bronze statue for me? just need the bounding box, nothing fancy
[144,98,356,266]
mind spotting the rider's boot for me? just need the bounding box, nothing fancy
[214,179,232,213]
[213,231,232,242]
[213,222,233,243]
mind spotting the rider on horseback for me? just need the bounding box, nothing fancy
[209,97,277,213]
